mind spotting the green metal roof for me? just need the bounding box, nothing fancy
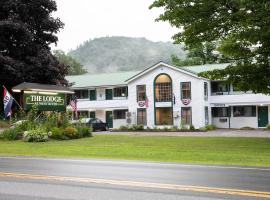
[66,71,140,88]
[181,63,229,73]
[66,63,230,88]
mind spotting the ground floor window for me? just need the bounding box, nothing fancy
[113,109,128,119]
[205,107,209,125]
[155,107,173,125]
[90,111,95,118]
[212,107,230,117]
[181,107,192,125]
[78,111,88,118]
[233,106,256,117]
[137,108,147,125]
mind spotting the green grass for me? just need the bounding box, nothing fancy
[0,135,270,167]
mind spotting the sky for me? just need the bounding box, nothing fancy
[51,0,178,52]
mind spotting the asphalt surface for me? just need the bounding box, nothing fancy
[0,156,269,200]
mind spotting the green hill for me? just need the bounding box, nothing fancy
[68,36,185,73]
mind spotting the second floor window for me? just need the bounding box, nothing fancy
[137,85,146,101]
[181,82,191,99]
[113,87,127,97]
[211,81,229,94]
[204,82,208,100]
[75,90,88,99]
[155,74,172,102]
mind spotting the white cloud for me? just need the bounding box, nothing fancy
[51,0,178,52]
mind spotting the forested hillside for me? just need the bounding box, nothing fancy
[68,36,185,73]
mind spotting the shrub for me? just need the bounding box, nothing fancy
[204,124,216,131]
[77,126,92,137]
[266,124,270,129]
[63,127,79,139]
[50,127,67,140]
[240,126,255,130]
[171,126,178,131]
[1,128,22,140]
[23,129,48,142]
[119,125,129,130]
[189,124,195,130]
[136,124,144,130]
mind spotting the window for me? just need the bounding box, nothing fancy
[155,74,172,102]
[181,107,192,125]
[90,111,95,118]
[113,109,128,119]
[78,111,88,118]
[155,107,173,125]
[89,90,96,101]
[212,107,230,117]
[113,87,128,97]
[75,90,88,99]
[204,82,208,100]
[233,106,256,117]
[137,85,146,101]
[211,81,229,94]
[205,107,209,125]
[137,108,147,125]
[105,89,113,100]
[181,82,191,99]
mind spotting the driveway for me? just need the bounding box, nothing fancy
[99,129,270,138]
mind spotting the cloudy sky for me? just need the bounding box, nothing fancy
[51,0,178,52]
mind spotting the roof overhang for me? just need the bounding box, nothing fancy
[12,82,74,94]
[125,61,209,83]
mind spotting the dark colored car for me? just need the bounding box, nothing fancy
[82,118,109,131]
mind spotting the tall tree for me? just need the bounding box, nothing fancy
[0,0,67,89]
[53,50,87,75]
[172,42,229,66]
[150,0,270,93]
[0,0,67,116]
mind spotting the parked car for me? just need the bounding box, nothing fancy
[72,118,109,131]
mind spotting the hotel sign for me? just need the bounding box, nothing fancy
[24,93,66,111]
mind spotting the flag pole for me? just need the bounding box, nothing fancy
[3,85,23,110]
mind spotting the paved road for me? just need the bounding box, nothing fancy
[0,157,269,200]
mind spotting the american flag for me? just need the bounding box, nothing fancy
[69,99,77,112]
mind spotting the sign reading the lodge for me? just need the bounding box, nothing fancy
[24,93,66,111]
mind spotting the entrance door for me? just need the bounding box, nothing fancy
[106,111,113,128]
[258,106,268,127]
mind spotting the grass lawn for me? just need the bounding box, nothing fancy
[0,135,270,167]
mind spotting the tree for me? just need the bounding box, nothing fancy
[53,50,87,75]
[150,1,270,93]
[0,0,68,89]
[172,42,229,66]
[0,0,67,116]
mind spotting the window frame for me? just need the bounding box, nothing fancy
[233,106,256,117]
[181,82,191,99]
[204,82,208,100]
[113,109,128,119]
[113,87,128,98]
[212,107,230,117]
[74,90,89,99]
[89,89,96,101]
[137,108,147,125]
[137,85,146,102]
[181,107,192,125]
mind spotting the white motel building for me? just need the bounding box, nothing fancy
[66,62,270,129]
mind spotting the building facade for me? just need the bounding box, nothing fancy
[66,62,270,129]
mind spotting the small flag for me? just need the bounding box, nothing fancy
[3,86,13,118]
